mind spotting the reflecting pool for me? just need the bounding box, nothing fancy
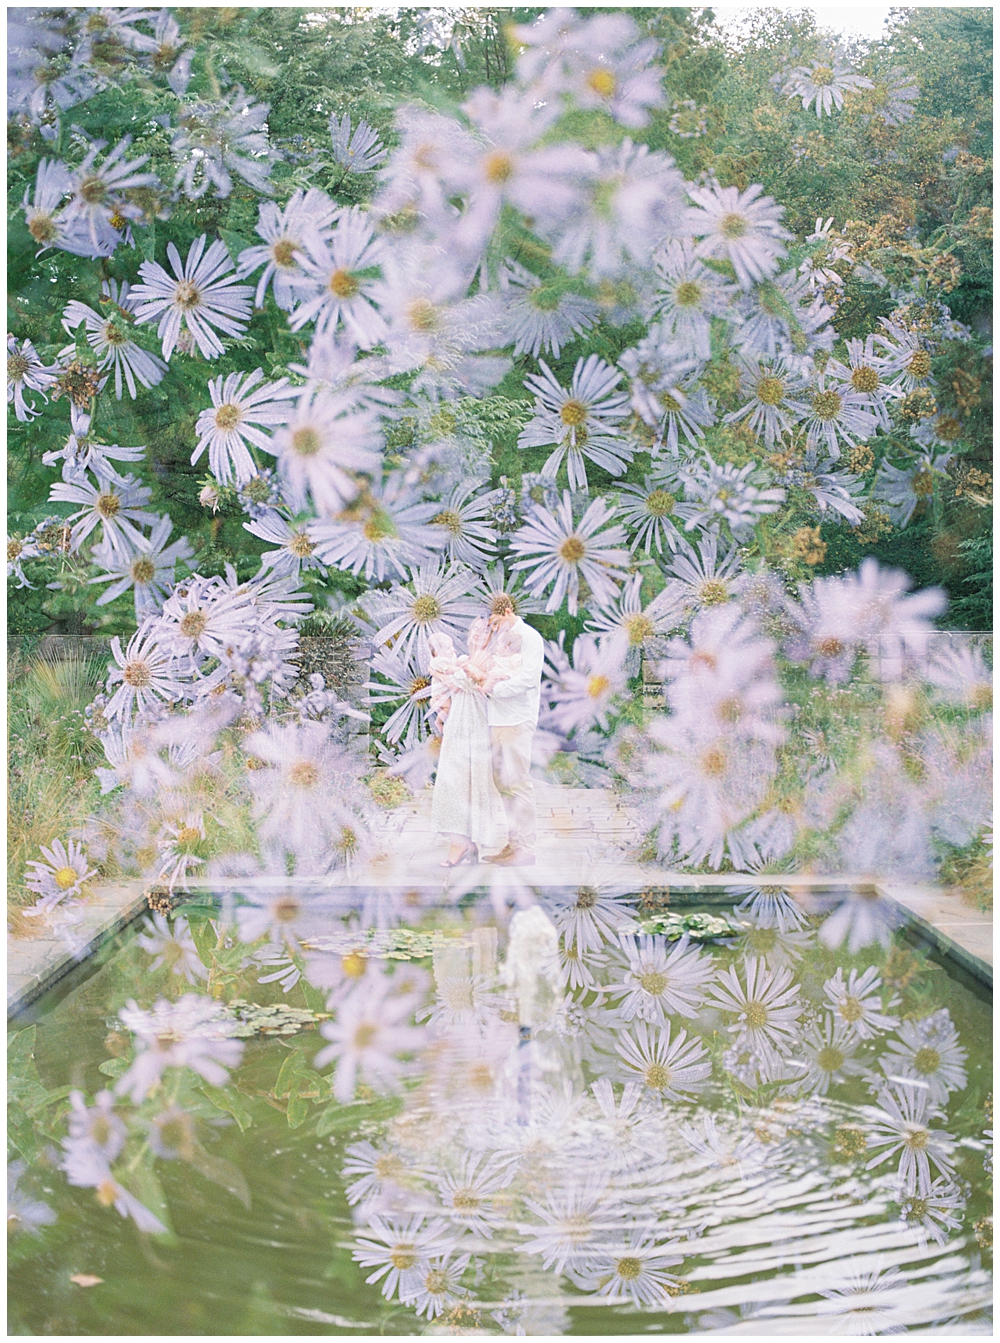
[7,883,993,1335]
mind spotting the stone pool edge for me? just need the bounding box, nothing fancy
[7,875,992,1020]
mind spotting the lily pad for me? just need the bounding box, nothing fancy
[635,911,740,943]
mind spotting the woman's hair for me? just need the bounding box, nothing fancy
[489,593,515,617]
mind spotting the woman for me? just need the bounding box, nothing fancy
[427,622,508,866]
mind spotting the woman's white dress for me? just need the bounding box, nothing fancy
[431,672,508,852]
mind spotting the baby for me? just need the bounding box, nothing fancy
[426,622,517,728]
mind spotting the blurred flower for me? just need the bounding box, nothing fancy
[136,912,207,983]
[685,181,791,289]
[783,58,872,116]
[616,1019,712,1102]
[330,112,387,174]
[864,1084,956,1194]
[352,1213,457,1302]
[288,208,387,347]
[237,188,338,310]
[518,354,632,491]
[824,966,900,1041]
[116,995,244,1103]
[880,1009,968,1105]
[90,515,193,618]
[171,87,279,199]
[7,1161,57,1235]
[608,933,713,1022]
[503,261,598,359]
[265,386,382,516]
[873,453,952,527]
[7,335,58,421]
[315,969,427,1102]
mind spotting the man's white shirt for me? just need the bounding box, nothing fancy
[486,618,544,727]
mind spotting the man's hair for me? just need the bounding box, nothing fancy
[489,593,515,616]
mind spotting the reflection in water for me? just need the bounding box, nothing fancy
[7,883,993,1335]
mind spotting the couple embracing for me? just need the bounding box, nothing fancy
[427,594,544,868]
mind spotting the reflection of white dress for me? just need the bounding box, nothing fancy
[431,671,508,852]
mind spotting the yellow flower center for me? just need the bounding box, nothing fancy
[390,1246,417,1271]
[587,674,611,699]
[638,971,668,996]
[817,1045,845,1072]
[329,268,360,299]
[123,659,152,688]
[406,297,439,332]
[587,68,617,97]
[342,950,367,977]
[756,376,786,406]
[914,1046,941,1075]
[54,865,79,890]
[697,579,729,606]
[96,492,121,519]
[214,403,242,431]
[745,1002,768,1029]
[907,349,932,379]
[700,746,727,776]
[674,280,702,307]
[616,1257,642,1281]
[624,613,655,645]
[291,426,321,457]
[811,65,835,86]
[812,390,843,420]
[271,238,299,268]
[79,174,108,205]
[851,365,880,394]
[179,610,208,639]
[720,212,749,239]
[646,489,676,517]
[644,1063,671,1091]
[411,594,442,622]
[431,509,463,535]
[483,150,515,184]
[175,280,201,310]
[558,536,586,563]
[288,760,320,788]
[560,398,589,428]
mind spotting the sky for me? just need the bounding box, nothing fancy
[705,1,994,43]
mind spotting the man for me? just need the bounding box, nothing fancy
[466,593,544,866]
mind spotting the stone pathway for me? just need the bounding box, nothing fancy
[8,782,992,1017]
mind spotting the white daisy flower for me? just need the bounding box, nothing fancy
[873,452,952,527]
[135,912,206,984]
[192,368,295,486]
[880,1009,968,1105]
[589,1077,657,1174]
[153,812,208,891]
[544,138,687,279]
[104,628,187,722]
[171,86,279,199]
[783,58,872,116]
[503,261,598,359]
[664,533,743,610]
[876,321,936,391]
[574,1229,684,1308]
[709,957,802,1053]
[616,1019,712,1102]
[427,479,501,570]
[66,1089,126,1163]
[367,648,433,750]
[685,181,792,289]
[60,1146,165,1235]
[61,283,168,399]
[543,882,637,954]
[608,933,714,1022]
[800,376,879,459]
[7,533,39,589]
[518,1174,622,1274]
[131,235,254,361]
[116,995,244,1104]
[509,490,631,616]
[89,514,194,617]
[516,9,665,129]
[49,467,157,556]
[542,632,626,735]
[236,188,339,310]
[401,1253,472,1320]
[288,208,387,347]
[730,879,807,933]
[341,1139,414,1209]
[790,1017,867,1094]
[154,571,255,668]
[864,1084,956,1195]
[361,558,480,665]
[819,885,903,954]
[21,157,75,254]
[352,1213,457,1303]
[867,68,921,127]
[7,335,58,421]
[518,354,632,491]
[897,1178,964,1246]
[650,238,740,359]
[265,386,383,517]
[680,455,786,539]
[243,513,327,580]
[435,1153,511,1238]
[825,334,900,428]
[586,573,685,672]
[315,970,426,1103]
[62,136,158,255]
[330,112,388,175]
[24,837,95,914]
[726,353,810,446]
[924,643,993,711]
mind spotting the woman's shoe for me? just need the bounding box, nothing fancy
[440,841,476,868]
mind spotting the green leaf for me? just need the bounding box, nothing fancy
[122,1160,174,1240]
[189,1143,252,1208]
[137,219,156,264]
[7,1108,37,1164]
[188,917,220,969]
[286,1093,310,1129]
[98,1057,130,1080]
[199,1083,253,1133]
[219,228,252,263]
[274,1050,307,1099]
[7,1027,37,1074]
[315,1102,343,1138]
